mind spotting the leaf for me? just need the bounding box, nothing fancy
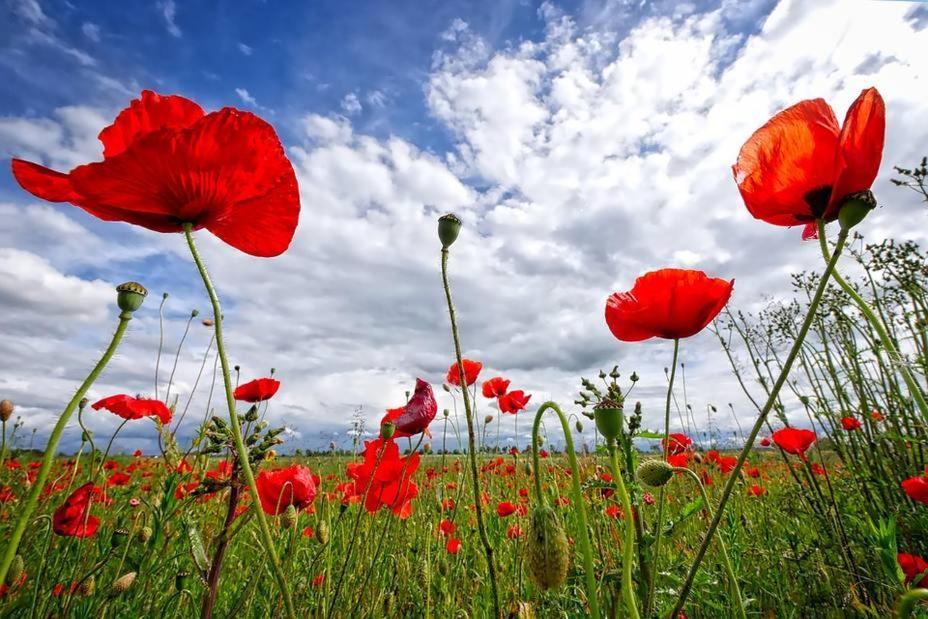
[186,520,211,580]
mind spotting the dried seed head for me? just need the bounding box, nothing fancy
[0,400,13,422]
[525,505,569,591]
[109,572,136,596]
[80,575,96,597]
[637,459,674,488]
[115,282,147,314]
[317,520,330,546]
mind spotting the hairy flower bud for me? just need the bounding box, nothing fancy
[281,504,298,529]
[525,505,569,591]
[109,572,136,596]
[317,520,330,546]
[637,459,674,488]
[0,400,13,423]
[116,281,147,314]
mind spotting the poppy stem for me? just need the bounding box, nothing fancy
[647,337,679,615]
[670,220,848,618]
[817,223,928,423]
[605,439,641,619]
[182,225,296,619]
[440,247,502,619]
[531,401,602,619]
[0,311,132,586]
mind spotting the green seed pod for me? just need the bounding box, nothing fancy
[838,190,876,231]
[244,405,259,422]
[281,504,298,529]
[111,527,130,548]
[175,571,189,592]
[525,505,569,591]
[438,213,462,249]
[0,400,13,423]
[115,281,147,314]
[80,575,96,597]
[637,459,674,488]
[594,398,623,442]
[6,554,23,586]
[317,520,330,546]
[523,462,533,476]
[381,421,396,440]
[109,572,136,596]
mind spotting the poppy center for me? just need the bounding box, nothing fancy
[803,185,832,219]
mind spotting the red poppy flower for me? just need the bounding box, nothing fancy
[841,416,862,431]
[482,377,510,398]
[11,90,300,257]
[345,438,420,519]
[667,453,689,468]
[133,449,143,458]
[496,501,517,517]
[233,378,280,403]
[748,484,766,497]
[92,394,172,424]
[606,269,734,341]
[811,463,828,476]
[733,88,885,238]
[871,410,884,422]
[498,390,531,414]
[438,519,456,537]
[255,465,317,515]
[107,472,131,487]
[205,460,233,482]
[506,524,523,539]
[52,483,100,538]
[605,505,622,519]
[446,538,461,554]
[898,553,928,587]
[759,437,771,447]
[902,474,928,505]
[380,379,437,438]
[772,427,816,459]
[446,359,482,387]
[662,433,693,456]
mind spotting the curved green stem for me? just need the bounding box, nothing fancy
[182,225,296,619]
[671,221,848,618]
[672,467,745,619]
[606,440,641,619]
[898,588,928,619]
[440,247,502,618]
[0,311,132,585]
[531,401,602,619]
[818,224,928,422]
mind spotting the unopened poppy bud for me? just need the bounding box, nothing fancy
[594,398,623,442]
[138,526,153,543]
[244,406,259,422]
[442,384,450,393]
[80,575,95,596]
[575,420,583,433]
[838,190,876,231]
[109,572,136,596]
[443,409,449,417]
[317,520,330,545]
[82,430,93,442]
[423,443,432,454]
[116,282,147,314]
[525,505,569,591]
[191,309,199,317]
[381,421,396,440]
[637,459,674,487]
[0,399,13,422]
[484,415,493,425]
[6,555,23,586]
[79,397,89,409]
[202,319,214,327]
[438,558,449,577]
[281,504,298,529]
[438,213,462,249]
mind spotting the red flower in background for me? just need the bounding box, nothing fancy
[748,484,766,497]
[662,433,693,456]
[772,428,817,459]
[482,377,510,398]
[496,501,517,517]
[606,269,733,341]
[255,465,317,515]
[498,390,531,414]
[446,538,462,554]
[53,483,100,538]
[11,90,300,257]
[759,437,771,447]
[733,88,885,238]
[901,473,928,505]
[841,416,862,431]
[380,379,438,438]
[898,553,928,587]
[346,438,420,519]
[234,378,280,403]
[446,359,482,387]
[92,395,172,425]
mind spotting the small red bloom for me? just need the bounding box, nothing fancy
[662,433,693,456]
[605,505,622,519]
[482,377,510,398]
[446,538,462,554]
[439,519,456,537]
[312,574,326,587]
[606,269,733,341]
[255,465,317,515]
[446,359,482,387]
[733,88,885,238]
[498,390,531,414]
[759,437,771,447]
[107,472,131,487]
[748,484,766,497]
[901,474,928,505]
[53,483,100,538]
[507,524,523,539]
[841,416,862,431]
[233,378,280,403]
[302,526,314,538]
[871,410,884,422]
[92,394,172,424]
[496,501,517,517]
[11,90,300,257]
[380,379,437,438]
[133,449,143,457]
[772,427,816,459]
[667,453,689,468]
[899,553,928,587]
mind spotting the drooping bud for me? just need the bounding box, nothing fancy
[438,213,462,249]
[525,505,569,591]
[0,400,13,422]
[381,421,396,440]
[574,420,583,433]
[109,572,136,596]
[116,282,147,314]
[443,409,450,417]
[838,190,876,232]
[281,504,298,529]
[637,459,674,488]
[593,398,623,442]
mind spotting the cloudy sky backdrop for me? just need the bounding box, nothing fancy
[0,0,926,454]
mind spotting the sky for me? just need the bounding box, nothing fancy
[0,0,927,455]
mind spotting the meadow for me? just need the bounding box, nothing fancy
[1,88,928,618]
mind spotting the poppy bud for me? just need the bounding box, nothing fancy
[244,405,259,422]
[484,415,494,425]
[111,527,130,548]
[594,398,623,442]
[0,399,13,422]
[423,443,432,454]
[138,526,153,543]
[202,319,214,327]
[317,520,330,545]
[191,309,199,317]
[281,504,298,529]
[80,575,95,597]
[525,505,569,591]
[524,462,533,476]
[109,572,136,596]
[438,213,462,249]
[6,555,23,587]
[116,281,147,314]
[381,421,396,440]
[175,571,189,592]
[637,459,674,488]
[443,409,450,417]
[838,190,876,232]
[81,430,93,442]
[438,558,449,577]
[574,420,583,433]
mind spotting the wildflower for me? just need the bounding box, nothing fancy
[772,427,816,460]
[748,485,766,497]
[898,553,928,587]
[345,438,420,518]
[255,465,318,515]
[496,501,517,517]
[233,378,280,403]
[380,379,437,438]
[662,433,693,455]
[482,377,510,398]
[841,416,862,431]
[53,483,100,538]
[498,390,531,414]
[92,395,171,425]
[901,473,928,505]
[446,538,462,554]
[446,359,482,387]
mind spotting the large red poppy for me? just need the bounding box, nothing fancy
[898,553,928,587]
[92,394,172,425]
[233,377,281,403]
[380,378,438,438]
[446,359,482,387]
[255,465,318,515]
[52,483,100,538]
[11,90,300,257]
[498,390,531,414]
[662,433,693,456]
[733,88,884,238]
[345,438,420,519]
[901,473,928,505]
[771,427,817,459]
[605,269,733,341]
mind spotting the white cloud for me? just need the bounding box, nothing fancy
[157,0,182,38]
[81,22,101,42]
[235,87,258,107]
[238,42,253,56]
[341,93,362,115]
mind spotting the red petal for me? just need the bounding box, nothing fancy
[99,90,204,158]
[733,99,841,226]
[11,159,80,202]
[826,87,885,217]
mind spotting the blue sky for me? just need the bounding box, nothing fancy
[0,0,927,453]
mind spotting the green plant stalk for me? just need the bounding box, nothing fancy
[531,401,602,619]
[648,337,679,615]
[898,588,928,619]
[0,311,132,585]
[606,439,641,619]
[671,221,849,618]
[440,246,502,618]
[817,226,928,423]
[182,225,296,619]
[0,419,7,471]
[672,467,745,619]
